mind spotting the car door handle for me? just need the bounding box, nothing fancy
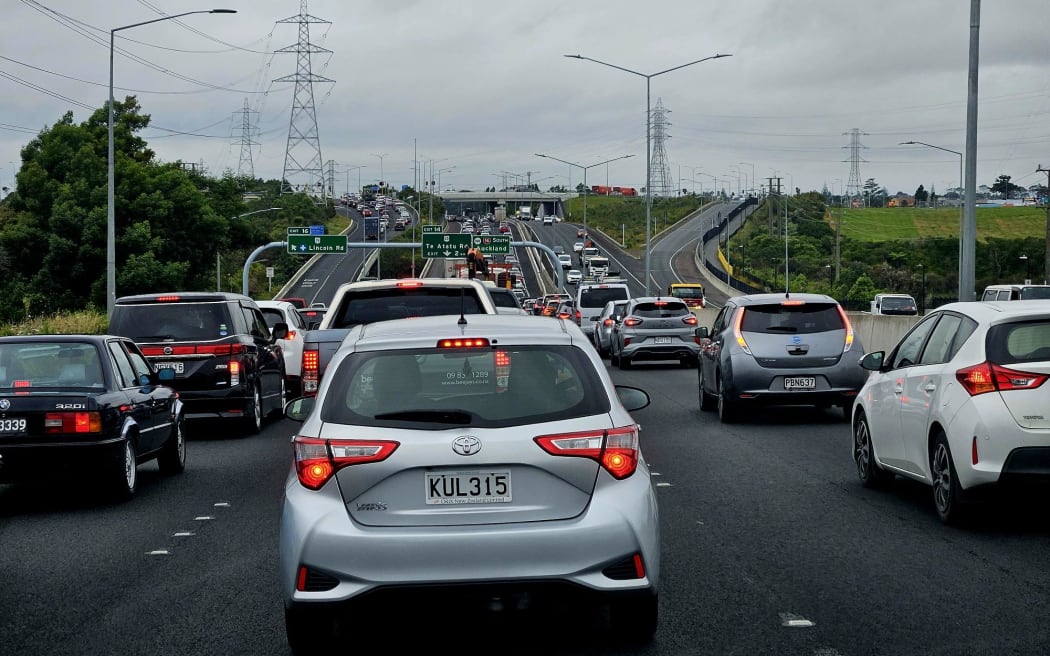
[894,385,903,395]
[923,383,936,393]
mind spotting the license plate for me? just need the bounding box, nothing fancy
[784,377,816,389]
[426,470,511,505]
[154,361,184,374]
[654,336,672,344]
[0,417,27,434]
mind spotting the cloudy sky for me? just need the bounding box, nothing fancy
[3,0,1048,200]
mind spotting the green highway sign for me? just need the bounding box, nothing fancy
[422,233,471,258]
[287,234,348,255]
[421,225,443,234]
[471,235,510,255]
[286,226,312,236]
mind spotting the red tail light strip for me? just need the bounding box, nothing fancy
[534,426,640,479]
[293,435,400,490]
[956,361,1049,396]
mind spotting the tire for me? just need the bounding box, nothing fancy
[285,607,336,655]
[618,354,631,370]
[608,592,658,644]
[716,375,736,423]
[930,431,970,526]
[610,346,620,366]
[243,383,263,435]
[698,366,717,411]
[157,413,186,476]
[853,410,892,488]
[840,399,856,422]
[109,437,137,500]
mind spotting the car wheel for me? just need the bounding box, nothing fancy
[608,592,658,644]
[853,410,892,488]
[110,437,137,500]
[244,383,263,435]
[285,607,336,655]
[698,365,716,412]
[610,346,620,366]
[931,431,970,526]
[157,413,186,476]
[716,374,736,423]
[618,354,631,370]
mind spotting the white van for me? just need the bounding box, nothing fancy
[575,282,631,338]
[870,293,917,316]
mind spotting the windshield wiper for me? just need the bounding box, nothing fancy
[134,334,177,341]
[373,409,474,424]
[764,326,798,333]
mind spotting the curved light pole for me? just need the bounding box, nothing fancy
[534,153,634,238]
[739,162,755,196]
[108,8,236,318]
[564,52,732,295]
[900,141,964,299]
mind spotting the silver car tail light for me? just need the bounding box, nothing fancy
[534,426,640,479]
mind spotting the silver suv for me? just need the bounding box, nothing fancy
[697,293,867,422]
[609,297,700,368]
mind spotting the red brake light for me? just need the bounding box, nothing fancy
[293,435,399,490]
[781,299,805,306]
[396,280,423,288]
[534,426,640,479]
[653,301,668,306]
[437,338,490,348]
[836,305,855,353]
[956,362,1049,396]
[156,295,181,302]
[45,412,102,434]
[682,315,698,326]
[623,317,642,327]
[302,349,320,395]
[603,318,614,327]
[285,330,297,341]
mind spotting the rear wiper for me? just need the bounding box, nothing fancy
[135,334,176,341]
[374,409,474,424]
[765,326,798,332]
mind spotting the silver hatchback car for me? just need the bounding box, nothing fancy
[593,299,630,358]
[697,293,867,422]
[280,314,658,652]
[609,297,700,369]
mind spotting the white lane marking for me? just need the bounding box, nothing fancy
[214,502,230,508]
[147,550,170,556]
[651,471,662,476]
[173,532,195,537]
[812,649,842,656]
[780,612,815,628]
[655,482,673,487]
[194,516,215,521]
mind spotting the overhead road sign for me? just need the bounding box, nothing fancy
[287,235,348,254]
[422,233,471,258]
[471,235,510,255]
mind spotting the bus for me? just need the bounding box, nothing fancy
[668,283,705,309]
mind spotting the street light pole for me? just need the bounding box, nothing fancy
[108,8,236,318]
[371,153,388,191]
[739,162,755,196]
[1020,254,1031,284]
[534,153,634,239]
[564,52,732,295]
[900,141,964,300]
[218,207,280,291]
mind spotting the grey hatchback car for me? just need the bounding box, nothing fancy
[609,297,700,368]
[697,293,867,422]
[280,314,658,652]
[593,299,630,358]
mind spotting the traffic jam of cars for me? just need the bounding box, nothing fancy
[7,216,1050,654]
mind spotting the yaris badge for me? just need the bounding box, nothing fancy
[452,436,482,456]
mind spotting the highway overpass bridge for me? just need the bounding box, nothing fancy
[436,190,578,218]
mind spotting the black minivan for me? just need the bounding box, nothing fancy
[109,292,287,434]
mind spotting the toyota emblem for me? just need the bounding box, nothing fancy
[452,436,482,456]
[163,346,174,355]
[0,399,9,411]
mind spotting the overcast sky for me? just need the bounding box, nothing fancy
[3,0,1049,200]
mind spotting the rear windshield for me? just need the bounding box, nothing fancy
[633,301,690,318]
[986,320,1050,364]
[880,297,917,313]
[0,342,104,389]
[110,302,233,342]
[1020,287,1050,300]
[488,291,520,309]
[670,286,704,299]
[579,287,630,308]
[740,302,844,334]
[329,289,486,328]
[322,345,609,429]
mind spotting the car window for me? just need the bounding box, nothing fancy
[0,342,104,389]
[110,301,235,342]
[579,287,629,308]
[919,314,964,365]
[1020,287,1050,300]
[242,306,271,340]
[889,314,939,369]
[123,343,153,382]
[261,308,292,331]
[108,341,138,388]
[986,320,1050,364]
[739,302,843,334]
[981,289,997,301]
[330,289,486,328]
[631,301,690,318]
[322,346,609,429]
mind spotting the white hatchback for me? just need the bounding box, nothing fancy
[258,301,306,384]
[853,301,1050,525]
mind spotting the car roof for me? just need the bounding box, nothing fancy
[0,334,123,345]
[256,300,297,312]
[345,314,581,352]
[936,300,1050,322]
[115,291,251,304]
[727,292,838,306]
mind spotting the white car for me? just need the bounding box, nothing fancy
[566,269,583,284]
[257,300,307,384]
[542,216,554,226]
[573,242,585,253]
[852,301,1050,525]
[557,253,573,269]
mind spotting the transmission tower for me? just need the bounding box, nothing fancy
[843,128,868,206]
[235,98,259,179]
[650,98,673,197]
[274,0,333,202]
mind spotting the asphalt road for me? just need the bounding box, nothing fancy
[5,363,1050,655]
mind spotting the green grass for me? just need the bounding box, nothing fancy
[834,206,1048,242]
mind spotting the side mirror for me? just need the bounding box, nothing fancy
[271,322,289,341]
[615,385,650,412]
[695,326,710,340]
[860,351,885,371]
[285,396,315,422]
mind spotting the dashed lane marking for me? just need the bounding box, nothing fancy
[146,550,170,556]
[780,612,815,628]
[172,532,195,537]
[194,516,215,521]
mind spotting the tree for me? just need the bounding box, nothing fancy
[914,184,929,203]
[991,174,1022,199]
[847,273,879,302]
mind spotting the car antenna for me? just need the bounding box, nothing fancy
[458,287,468,325]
